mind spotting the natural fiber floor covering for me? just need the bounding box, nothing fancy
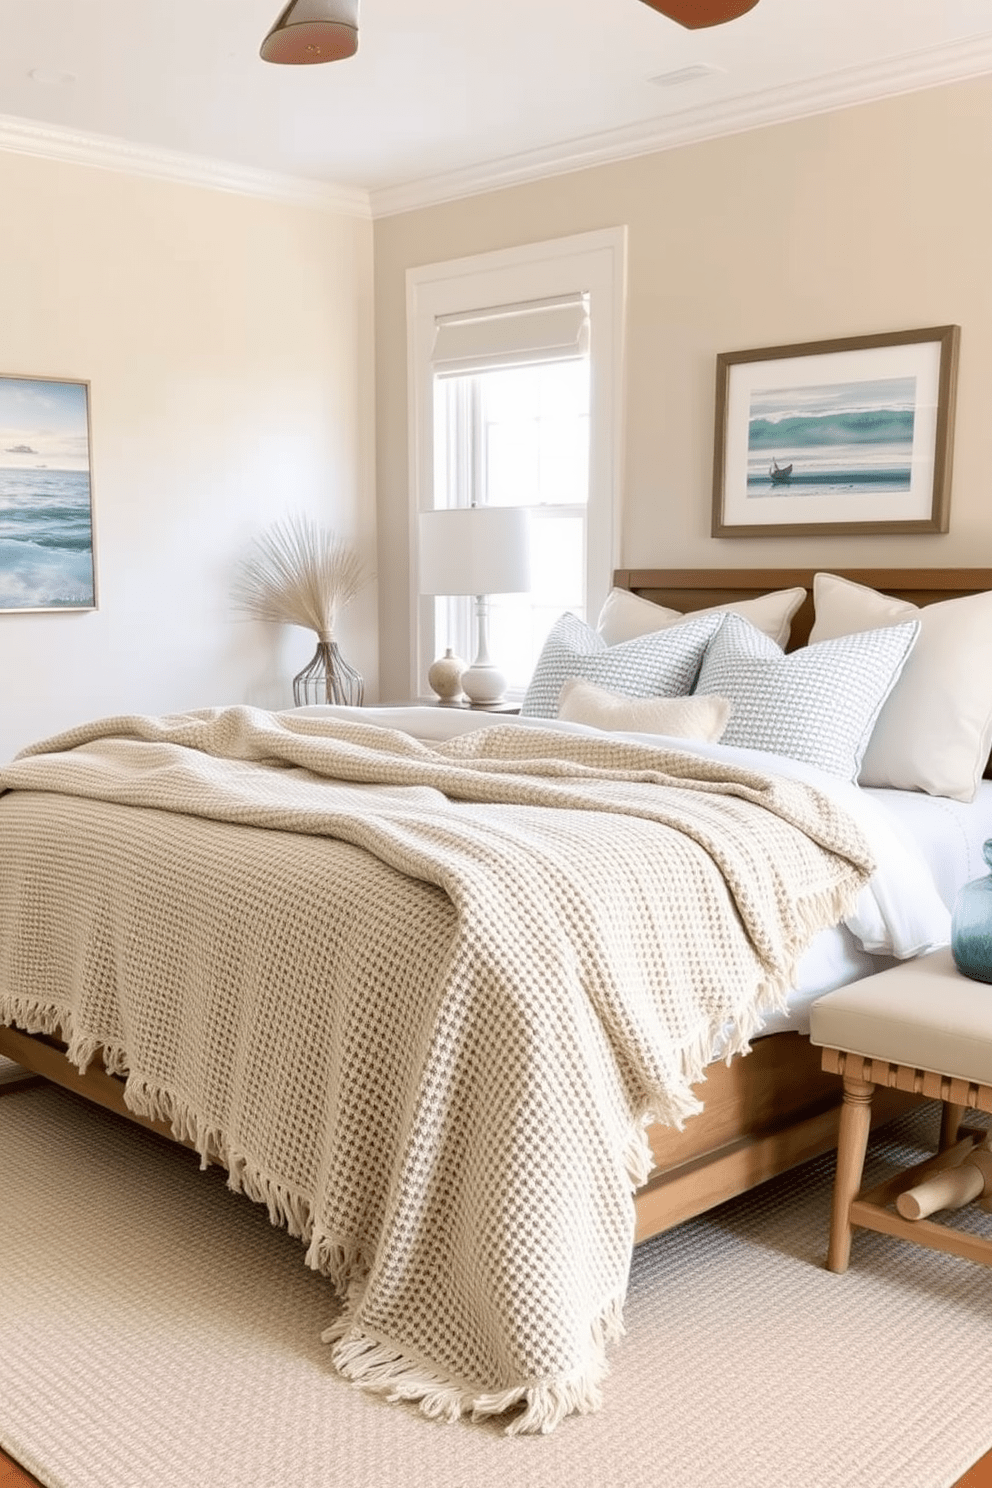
[0,1083,990,1488]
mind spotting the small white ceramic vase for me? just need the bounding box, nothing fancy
[428,647,466,702]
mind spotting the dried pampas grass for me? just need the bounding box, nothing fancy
[233,515,365,641]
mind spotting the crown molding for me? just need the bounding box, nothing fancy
[3,26,991,224]
[371,29,992,218]
[0,113,371,217]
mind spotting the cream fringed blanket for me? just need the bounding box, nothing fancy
[0,708,874,1433]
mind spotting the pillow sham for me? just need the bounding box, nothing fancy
[693,612,919,780]
[557,678,731,741]
[597,584,805,649]
[520,609,723,719]
[809,572,992,801]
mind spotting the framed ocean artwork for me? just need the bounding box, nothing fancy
[711,326,959,537]
[0,374,96,611]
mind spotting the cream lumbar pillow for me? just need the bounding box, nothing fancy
[809,572,992,801]
[557,678,731,741]
[597,585,805,650]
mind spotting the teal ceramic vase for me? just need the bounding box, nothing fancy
[951,839,992,984]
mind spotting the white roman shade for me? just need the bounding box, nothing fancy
[431,294,589,378]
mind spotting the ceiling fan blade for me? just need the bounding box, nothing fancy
[638,0,760,27]
[260,0,359,64]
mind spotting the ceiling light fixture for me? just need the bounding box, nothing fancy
[638,0,759,28]
[260,0,359,65]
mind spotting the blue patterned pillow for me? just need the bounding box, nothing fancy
[693,613,920,779]
[520,610,724,719]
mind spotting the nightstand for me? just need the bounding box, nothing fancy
[410,698,520,714]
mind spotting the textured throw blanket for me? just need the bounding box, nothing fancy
[0,707,873,1433]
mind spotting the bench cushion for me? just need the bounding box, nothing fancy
[809,947,992,1088]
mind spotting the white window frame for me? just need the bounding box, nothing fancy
[406,227,627,700]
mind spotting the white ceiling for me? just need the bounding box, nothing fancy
[2,0,992,215]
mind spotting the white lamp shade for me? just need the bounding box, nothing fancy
[419,508,531,597]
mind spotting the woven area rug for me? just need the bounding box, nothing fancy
[0,1082,990,1488]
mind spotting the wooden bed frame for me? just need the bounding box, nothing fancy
[3,566,991,1247]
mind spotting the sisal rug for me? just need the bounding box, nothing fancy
[0,1083,989,1488]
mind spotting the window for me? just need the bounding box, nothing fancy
[432,300,590,691]
[407,229,627,699]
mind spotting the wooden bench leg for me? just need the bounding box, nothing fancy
[827,1075,874,1273]
[939,1101,968,1152]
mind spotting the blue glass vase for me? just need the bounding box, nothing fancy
[951,839,992,984]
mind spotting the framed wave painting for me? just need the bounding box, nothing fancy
[712,325,959,537]
[0,374,96,611]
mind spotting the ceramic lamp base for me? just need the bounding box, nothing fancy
[460,662,508,705]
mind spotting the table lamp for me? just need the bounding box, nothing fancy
[419,507,531,704]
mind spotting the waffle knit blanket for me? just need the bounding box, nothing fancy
[0,707,873,1433]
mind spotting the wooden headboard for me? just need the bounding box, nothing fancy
[612,567,992,651]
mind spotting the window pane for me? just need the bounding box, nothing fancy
[430,354,591,691]
[489,513,585,691]
[530,511,584,611]
[537,415,589,505]
[487,415,541,505]
[481,361,589,509]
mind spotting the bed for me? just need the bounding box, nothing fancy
[1,565,990,1432]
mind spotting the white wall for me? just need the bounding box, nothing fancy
[0,150,376,762]
[372,76,992,702]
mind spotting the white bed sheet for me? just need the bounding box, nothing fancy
[863,781,992,912]
[298,705,971,1041]
[760,783,992,1036]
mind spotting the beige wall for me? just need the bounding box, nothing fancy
[373,75,992,701]
[0,150,375,761]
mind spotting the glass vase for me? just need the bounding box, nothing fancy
[292,639,364,707]
[951,839,992,984]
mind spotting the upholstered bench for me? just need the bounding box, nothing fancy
[809,946,992,1273]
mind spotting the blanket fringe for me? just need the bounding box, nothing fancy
[0,995,70,1050]
[304,1233,369,1293]
[638,873,866,1139]
[0,1013,375,1302]
[322,1291,624,1435]
[0,996,130,1080]
[122,1075,324,1246]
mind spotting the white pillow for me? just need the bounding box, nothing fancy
[809,572,992,801]
[557,679,731,741]
[693,612,919,780]
[520,609,724,719]
[597,585,805,650]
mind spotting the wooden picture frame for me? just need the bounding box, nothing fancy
[711,326,959,538]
